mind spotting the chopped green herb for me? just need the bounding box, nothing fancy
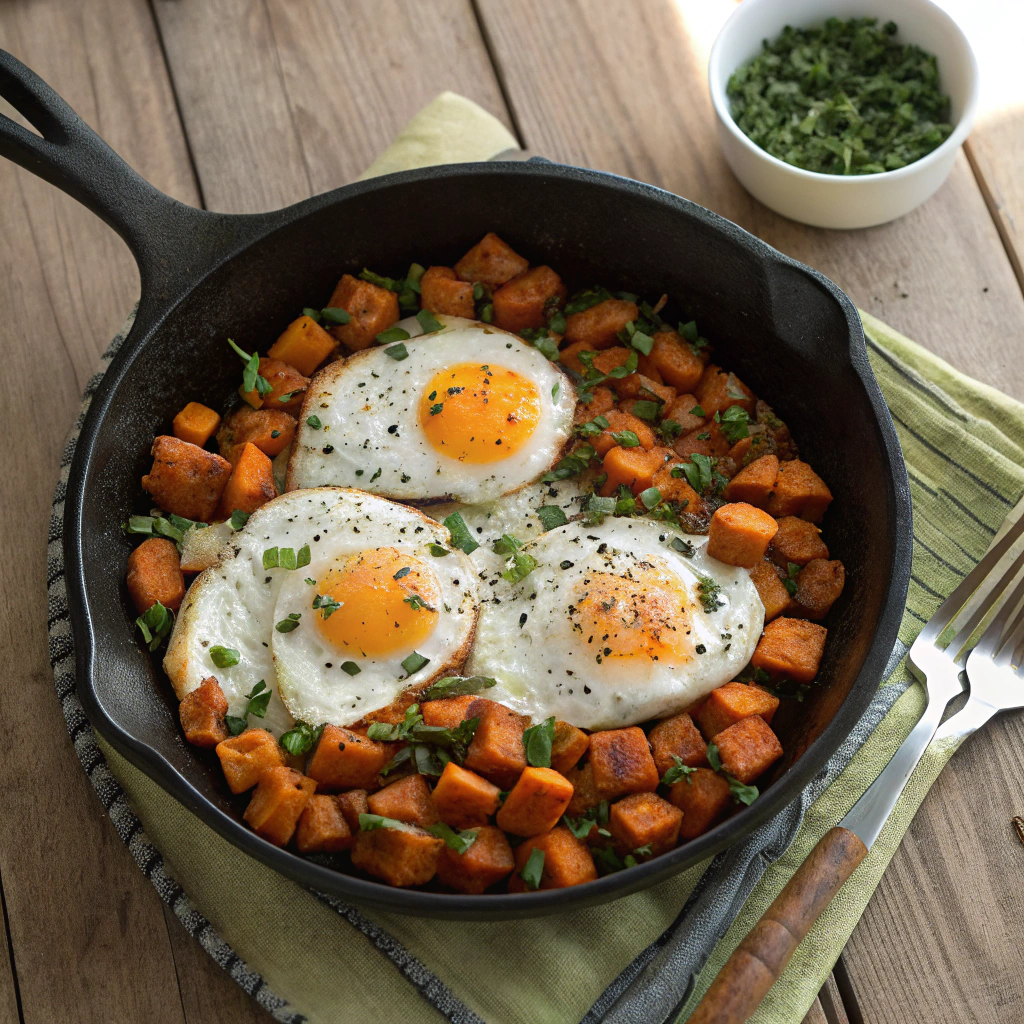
[492,534,522,555]
[229,509,250,530]
[522,716,556,768]
[376,327,411,346]
[320,306,351,325]
[681,452,714,493]
[428,822,478,854]
[359,812,417,833]
[228,337,272,397]
[670,536,695,557]
[135,601,173,652]
[639,486,662,510]
[658,419,684,442]
[728,17,953,176]
[521,327,560,361]
[501,549,539,585]
[209,646,240,669]
[341,661,361,676]
[393,566,411,580]
[312,593,341,619]
[403,593,433,612]
[583,493,616,525]
[370,468,382,482]
[536,505,569,530]
[548,311,567,335]
[696,573,724,614]
[662,755,697,786]
[384,342,409,361]
[541,444,596,483]
[306,415,322,430]
[479,303,494,323]
[275,612,301,632]
[678,321,698,342]
[719,404,751,443]
[402,651,430,676]
[444,511,479,555]
[610,429,641,448]
[430,403,444,416]
[630,400,661,422]
[429,543,450,557]
[729,778,759,806]
[576,414,611,439]
[417,309,444,334]
[707,742,722,771]
[422,675,497,701]
[784,561,801,596]
[564,286,612,316]
[552,381,560,401]
[628,328,654,356]
[279,721,323,756]
[228,680,272,728]
[520,847,545,890]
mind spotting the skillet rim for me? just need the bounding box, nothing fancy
[63,160,913,919]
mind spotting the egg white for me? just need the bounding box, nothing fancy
[286,317,576,504]
[465,517,765,730]
[163,487,478,734]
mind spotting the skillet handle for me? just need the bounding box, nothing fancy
[0,49,251,311]
[685,827,867,1024]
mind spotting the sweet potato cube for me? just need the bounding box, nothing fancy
[589,727,659,801]
[179,676,229,748]
[267,315,336,376]
[126,536,185,614]
[463,699,528,789]
[142,435,232,522]
[724,454,779,508]
[496,766,574,836]
[550,721,589,775]
[592,408,657,456]
[749,560,792,621]
[572,384,615,423]
[794,559,845,620]
[367,772,439,827]
[432,762,501,828]
[421,693,477,729]
[663,393,706,435]
[325,274,400,352]
[648,713,708,777]
[306,725,391,790]
[713,715,783,784]
[565,761,600,817]
[669,768,732,840]
[436,825,514,894]
[215,728,286,794]
[599,445,672,497]
[336,789,369,832]
[650,461,704,515]
[295,794,352,853]
[560,340,592,377]
[770,516,829,567]
[172,401,221,448]
[729,431,775,469]
[215,441,278,519]
[696,682,780,740]
[751,618,827,684]
[563,298,638,350]
[351,823,443,887]
[454,232,528,289]
[217,406,296,464]
[673,420,731,461]
[610,372,675,406]
[707,502,779,568]
[239,358,309,414]
[492,266,566,334]
[243,766,316,846]
[696,365,756,418]
[420,265,475,319]
[509,827,597,891]
[608,792,683,856]
[644,330,705,392]
[766,460,833,523]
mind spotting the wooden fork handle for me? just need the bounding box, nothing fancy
[687,827,868,1024]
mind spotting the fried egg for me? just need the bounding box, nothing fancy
[287,317,576,504]
[164,488,479,733]
[465,517,765,729]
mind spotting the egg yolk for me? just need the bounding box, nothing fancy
[419,362,541,464]
[571,567,692,665]
[313,547,441,658]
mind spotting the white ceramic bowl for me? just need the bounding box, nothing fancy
[708,0,979,229]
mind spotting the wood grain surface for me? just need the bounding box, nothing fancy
[0,0,1020,1022]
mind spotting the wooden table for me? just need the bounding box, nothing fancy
[0,1,1021,1021]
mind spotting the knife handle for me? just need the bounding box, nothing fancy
[686,826,868,1024]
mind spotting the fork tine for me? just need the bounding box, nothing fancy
[996,601,1024,668]
[973,564,1024,663]
[918,512,1024,647]
[945,542,1024,662]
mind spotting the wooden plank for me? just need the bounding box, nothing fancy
[818,969,852,1024]
[0,889,21,1024]
[0,1,206,1022]
[843,712,1024,1022]
[151,0,513,212]
[162,907,274,1023]
[801,997,829,1024]
[476,0,1024,399]
[934,0,1024,290]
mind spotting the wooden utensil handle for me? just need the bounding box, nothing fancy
[686,826,868,1024]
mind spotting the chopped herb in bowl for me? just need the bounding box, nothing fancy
[727,17,953,175]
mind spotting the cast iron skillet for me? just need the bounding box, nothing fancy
[2,50,911,920]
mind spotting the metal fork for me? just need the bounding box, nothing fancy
[933,561,1024,749]
[842,510,1024,845]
